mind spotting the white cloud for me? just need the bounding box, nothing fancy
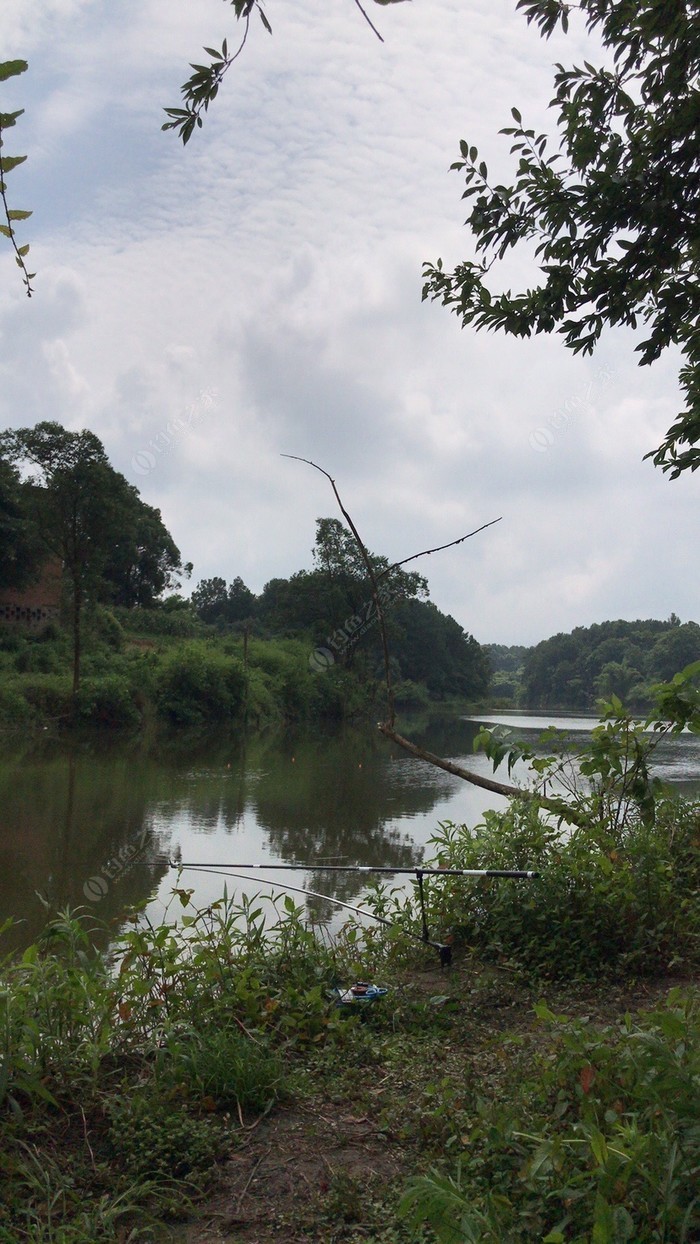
[0,0,696,646]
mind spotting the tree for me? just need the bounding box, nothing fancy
[391,598,490,699]
[191,575,255,626]
[422,0,700,477]
[0,422,186,692]
[228,575,256,622]
[0,457,42,588]
[520,616,700,709]
[649,622,700,683]
[313,517,427,606]
[191,576,229,624]
[102,499,189,608]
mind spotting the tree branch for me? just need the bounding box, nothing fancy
[282,453,396,725]
[284,455,591,828]
[353,0,384,42]
[377,722,588,828]
[378,517,502,581]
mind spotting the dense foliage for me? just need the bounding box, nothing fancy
[484,642,529,703]
[0,457,41,589]
[522,616,700,709]
[0,810,697,1241]
[423,796,700,981]
[400,990,699,1243]
[0,625,375,732]
[0,895,342,1239]
[190,517,490,705]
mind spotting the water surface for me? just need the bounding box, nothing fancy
[1,712,698,952]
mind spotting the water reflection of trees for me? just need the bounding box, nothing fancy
[0,736,175,953]
[250,726,457,905]
[0,720,495,952]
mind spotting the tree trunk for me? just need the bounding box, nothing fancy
[72,582,82,696]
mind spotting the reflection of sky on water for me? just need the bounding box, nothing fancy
[465,711,700,796]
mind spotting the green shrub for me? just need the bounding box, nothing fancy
[399,990,700,1243]
[106,1095,226,1182]
[161,1024,285,1111]
[87,606,124,650]
[119,604,202,638]
[0,680,33,727]
[14,644,61,674]
[244,666,281,725]
[74,675,141,729]
[18,674,73,724]
[154,642,246,725]
[0,911,114,1114]
[394,679,431,709]
[422,796,700,980]
[246,638,318,719]
[0,630,24,654]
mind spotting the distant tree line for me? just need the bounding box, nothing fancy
[191,517,491,704]
[489,617,700,710]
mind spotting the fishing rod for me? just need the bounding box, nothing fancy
[167,860,540,968]
[171,862,540,879]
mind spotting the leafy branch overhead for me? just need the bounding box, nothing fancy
[162,0,411,144]
[0,59,33,297]
[422,0,700,477]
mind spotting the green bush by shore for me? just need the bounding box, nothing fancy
[0,620,395,734]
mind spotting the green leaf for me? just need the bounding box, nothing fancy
[0,155,27,174]
[0,60,28,82]
[588,1128,609,1167]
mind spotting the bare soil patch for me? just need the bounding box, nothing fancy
[163,956,697,1243]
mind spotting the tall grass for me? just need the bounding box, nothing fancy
[0,891,349,1240]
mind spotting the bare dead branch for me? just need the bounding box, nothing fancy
[353,0,385,41]
[282,455,570,824]
[378,517,502,581]
[378,723,588,828]
[282,453,395,724]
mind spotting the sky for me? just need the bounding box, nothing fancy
[1,0,697,646]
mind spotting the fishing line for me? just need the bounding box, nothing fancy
[167,861,540,968]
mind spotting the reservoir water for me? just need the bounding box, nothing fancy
[1,712,698,952]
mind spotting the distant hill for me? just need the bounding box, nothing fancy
[486,617,700,709]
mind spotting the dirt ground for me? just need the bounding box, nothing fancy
[161,957,695,1244]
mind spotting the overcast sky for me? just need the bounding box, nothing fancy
[1,0,697,645]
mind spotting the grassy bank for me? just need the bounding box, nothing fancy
[0,609,488,736]
[0,617,376,735]
[1,795,698,1243]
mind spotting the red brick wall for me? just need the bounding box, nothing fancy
[0,557,63,628]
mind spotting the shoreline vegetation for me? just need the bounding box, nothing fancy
[0,603,491,738]
[1,777,698,1241]
[1,604,698,738]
